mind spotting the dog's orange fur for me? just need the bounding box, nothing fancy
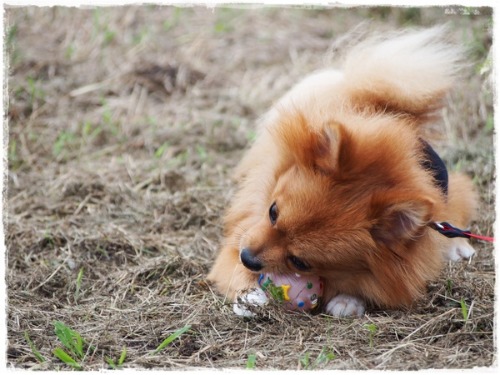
[207,27,478,314]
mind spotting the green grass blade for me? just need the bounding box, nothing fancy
[155,142,169,158]
[75,333,84,358]
[105,356,117,369]
[315,347,336,367]
[53,348,82,370]
[460,298,469,321]
[75,267,84,301]
[363,323,378,349]
[152,324,191,355]
[105,346,127,369]
[246,353,256,369]
[24,331,46,363]
[118,346,127,366]
[300,352,310,369]
[54,321,74,349]
[53,321,84,359]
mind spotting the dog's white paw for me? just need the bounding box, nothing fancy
[233,288,268,317]
[325,294,365,317]
[445,238,476,261]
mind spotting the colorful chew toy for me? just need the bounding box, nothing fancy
[258,272,323,311]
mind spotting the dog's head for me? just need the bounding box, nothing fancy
[238,111,440,279]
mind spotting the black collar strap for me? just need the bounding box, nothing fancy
[429,221,494,243]
[420,139,448,197]
[420,142,493,243]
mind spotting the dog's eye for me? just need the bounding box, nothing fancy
[269,202,278,225]
[289,256,310,271]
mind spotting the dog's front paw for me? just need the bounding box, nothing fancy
[325,294,365,317]
[233,288,268,317]
[445,238,476,261]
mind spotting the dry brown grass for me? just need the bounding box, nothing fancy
[4,5,494,370]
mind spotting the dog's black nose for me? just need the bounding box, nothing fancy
[240,248,263,272]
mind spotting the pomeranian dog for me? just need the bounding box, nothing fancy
[207,26,477,317]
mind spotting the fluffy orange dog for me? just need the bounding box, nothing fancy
[208,27,477,317]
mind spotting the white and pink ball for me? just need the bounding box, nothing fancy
[258,272,323,311]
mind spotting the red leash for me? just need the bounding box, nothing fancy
[429,221,494,243]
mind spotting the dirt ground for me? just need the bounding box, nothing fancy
[4,5,495,370]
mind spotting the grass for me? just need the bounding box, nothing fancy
[246,353,257,369]
[5,5,494,371]
[154,142,170,159]
[53,348,82,370]
[316,347,336,366]
[299,352,311,369]
[460,298,470,322]
[162,7,184,32]
[53,131,76,158]
[52,321,87,369]
[106,347,127,369]
[24,332,46,363]
[74,267,84,302]
[364,323,378,349]
[8,140,21,170]
[152,324,191,355]
[299,347,337,370]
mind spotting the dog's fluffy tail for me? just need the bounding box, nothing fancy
[341,25,463,120]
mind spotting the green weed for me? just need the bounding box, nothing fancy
[299,347,336,370]
[299,352,310,369]
[53,131,76,158]
[106,346,127,369]
[163,7,183,32]
[43,232,55,248]
[54,321,84,358]
[146,115,158,127]
[246,353,256,369]
[52,321,87,369]
[364,323,378,349]
[103,28,116,45]
[214,21,231,33]
[6,24,21,65]
[81,120,103,142]
[26,76,45,109]
[152,324,191,355]
[24,331,46,363]
[214,7,239,33]
[65,43,76,60]
[6,23,18,48]
[133,27,149,45]
[92,9,116,45]
[485,114,494,132]
[195,145,208,161]
[155,142,170,159]
[460,298,469,322]
[101,106,119,136]
[8,139,23,170]
[314,346,336,367]
[53,348,82,370]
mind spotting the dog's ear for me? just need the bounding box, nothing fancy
[370,192,434,248]
[274,112,350,175]
[312,124,347,175]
